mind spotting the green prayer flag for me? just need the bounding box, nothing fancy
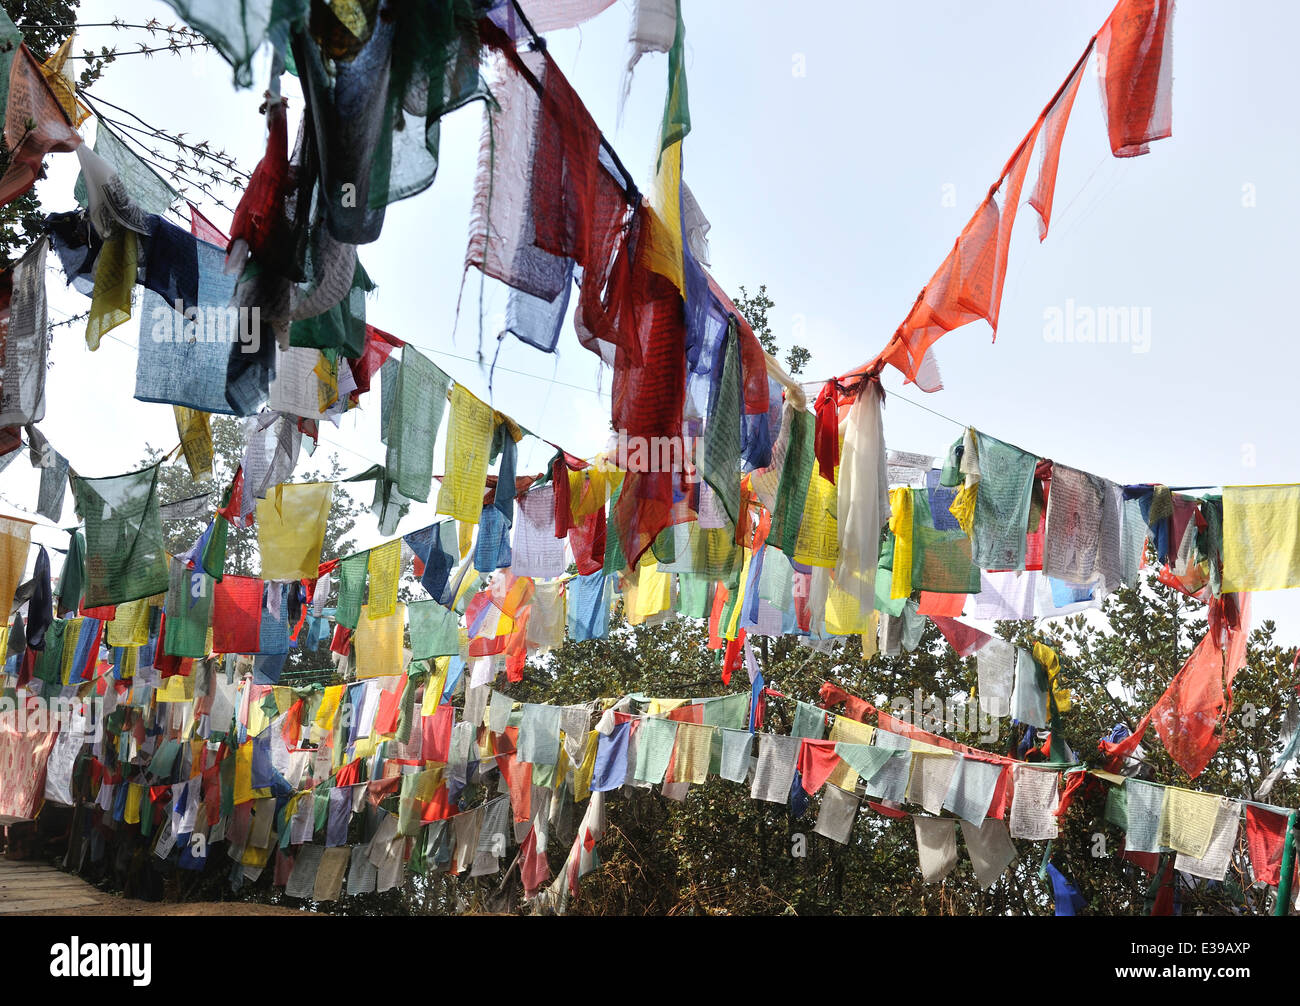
[701,692,749,731]
[792,700,826,740]
[164,557,213,658]
[74,123,179,217]
[971,432,1037,571]
[71,463,170,608]
[909,489,981,594]
[55,530,85,617]
[407,599,460,659]
[634,717,678,785]
[603,482,627,574]
[34,621,66,685]
[150,739,182,780]
[772,410,815,559]
[289,258,374,359]
[656,0,690,163]
[0,11,23,129]
[677,572,713,619]
[699,320,742,528]
[1105,784,1128,830]
[385,346,450,502]
[834,742,897,784]
[335,552,369,630]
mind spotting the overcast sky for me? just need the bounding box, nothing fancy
[7,0,1299,641]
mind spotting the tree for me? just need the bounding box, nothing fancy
[507,557,1295,916]
[734,283,809,376]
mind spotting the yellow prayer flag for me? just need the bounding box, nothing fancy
[1032,642,1071,715]
[1222,484,1300,592]
[107,596,152,647]
[950,483,977,536]
[436,385,495,524]
[60,618,84,686]
[313,685,343,740]
[860,611,881,661]
[0,516,34,622]
[40,34,92,126]
[234,741,271,805]
[794,469,839,569]
[647,698,690,716]
[725,547,755,641]
[364,538,401,620]
[672,723,713,785]
[1158,787,1221,859]
[173,407,214,481]
[641,140,685,296]
[889,486,913,599]
[257,482,334,581]
[124,782,143,825]
[626,555,673,626]
[421,657,451,716]
[572,730,599,802]
[156,671,196,703]
[355,602,406,679]
[826,582,873,635]
[86,229,137,350]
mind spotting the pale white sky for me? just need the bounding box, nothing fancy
[5,0,1299,641]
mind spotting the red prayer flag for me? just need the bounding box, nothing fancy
[1151,596,1251,778]
[1096,0,1175,158]
[797,739,841,795]
[1245,805,1290,887]
[211,575,263,654]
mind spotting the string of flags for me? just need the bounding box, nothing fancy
[1,0,1298,912]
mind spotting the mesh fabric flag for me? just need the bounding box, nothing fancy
[769,408,815,560]
[164,557,213,658]
[1244,804,1289,887]
[385,347,450,503]
[971,432,1038,571]
[0,238,49,428]
[367,539,401,620]
[436,385,494,524]
[161,0,282,86]
[256,482,334,581]
[294,2,487,245]
[408,599,460,660]
[698,320,742,528]
[1152,597,1252,778]
[1222,485,1300,593]
[466,45,572,303]
[355,602,405,680]
[334,552,368,630]
[0,515,32,621]
[0,45,81,208]
[211,575,263,654]
[71,464,169,608]
[1096,0,1175,158]
[908,489,981,594]
[135,234,241,414]
[74,123,178,218]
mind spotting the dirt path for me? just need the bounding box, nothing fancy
[0,858,314,916]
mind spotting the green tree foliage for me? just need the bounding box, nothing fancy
[734,284,808,376]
